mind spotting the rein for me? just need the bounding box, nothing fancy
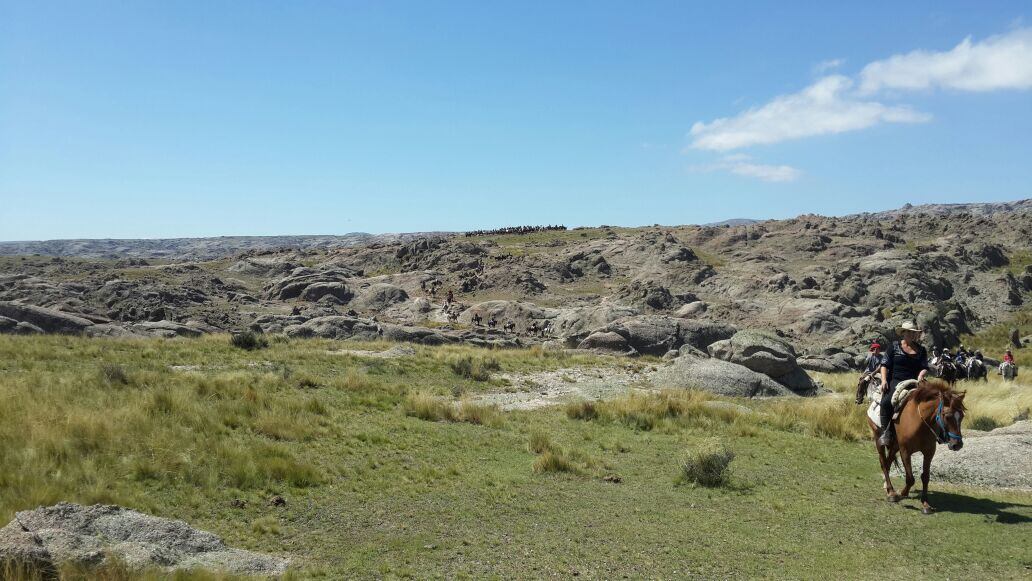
[921,395,962,444]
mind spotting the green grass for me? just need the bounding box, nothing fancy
[1006,249,1032,276]
[1,335,1030,579]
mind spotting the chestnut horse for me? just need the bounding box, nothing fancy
[868,379,966,514]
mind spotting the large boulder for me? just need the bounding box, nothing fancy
[0,302,94,334]
[652,356,795,397]
[707,330,797,377]
[601,316,736,357]
[0,503,288,576]
[130,320,205,338]
[798,354,853,373]
[707,330,819,395]
[285,316,381,340]
[603,315,682,356]
[263,267,358,301]
[576,331,633,354]
[299,282,354,303]
[678,320,739,351]
[352,283,409,311]
[551,303,641,343]
[674,301,707,318]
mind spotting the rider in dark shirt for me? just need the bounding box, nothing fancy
[879,321,930,446]
[863,343,884,374]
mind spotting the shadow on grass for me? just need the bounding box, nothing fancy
[902,491,1032,524]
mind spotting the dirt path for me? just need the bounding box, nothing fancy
[474,367,655,410]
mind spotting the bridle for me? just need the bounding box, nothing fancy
[922,394,963,445]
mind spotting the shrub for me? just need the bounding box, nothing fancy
[969,415,1000,432]
[448,355,500,381]
[678,440,734,487]
[99,363,130,386]
[230,331,268,351]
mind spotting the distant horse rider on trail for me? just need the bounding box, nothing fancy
[878,321,930,446]
[855,342,883,404]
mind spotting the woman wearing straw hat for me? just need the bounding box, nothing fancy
[878,320,930,446]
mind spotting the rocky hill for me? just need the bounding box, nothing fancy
[0,232,443,261]
[1,200,1030,373]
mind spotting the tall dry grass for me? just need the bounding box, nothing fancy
[0,353,327,523]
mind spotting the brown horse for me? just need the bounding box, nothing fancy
[868,379,966,514]
[934,359,957,386]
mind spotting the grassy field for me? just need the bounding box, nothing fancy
[1,335,1030,579]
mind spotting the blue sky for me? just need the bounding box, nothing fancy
[1,1,1030,240]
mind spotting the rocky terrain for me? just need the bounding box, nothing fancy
[1,199,1030,393]
[0,503,288,575]
[0,232,441,261]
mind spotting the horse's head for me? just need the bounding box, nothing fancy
[917,379,966,450]
[940,390,967,451]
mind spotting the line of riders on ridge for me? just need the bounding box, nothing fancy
[854,320,1019,448]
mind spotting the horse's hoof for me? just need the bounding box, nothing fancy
[921,507,934,515]
[887,494,900,503]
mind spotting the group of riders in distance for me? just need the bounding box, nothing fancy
[464,224,567,237]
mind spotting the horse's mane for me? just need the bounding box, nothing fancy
[911,379,967,412]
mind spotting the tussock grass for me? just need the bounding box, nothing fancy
[0,340,327,523]
[758,397,870,441]
[969,416,1000,432]
[99,363,130,385]
[566,390,736,431]
[447,354,500,381]
[532,450,580,474]
[229,331,268,351]
[527,431,595,475]
[402,392,504,427]
[678,439,734,487]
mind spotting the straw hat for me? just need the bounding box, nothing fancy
[896,320,924,334]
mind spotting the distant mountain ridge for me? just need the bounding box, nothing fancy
[852,198,1032,219]
[2,199,1028,259]
[0,233,447,261]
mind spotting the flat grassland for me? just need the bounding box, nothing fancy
[1,336,1030,579]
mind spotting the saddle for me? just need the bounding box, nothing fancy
[866,379,920,429]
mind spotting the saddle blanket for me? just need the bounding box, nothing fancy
[866,379,920,429]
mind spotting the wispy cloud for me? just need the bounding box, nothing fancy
[813,58,844,74]
[689,75,930,151]
[690,154,801,182]
[859,27,1032,93]
[687,28,1032,152]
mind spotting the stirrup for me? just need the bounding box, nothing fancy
[878,427,894,446]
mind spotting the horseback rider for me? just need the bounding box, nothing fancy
[878,321,930,446]
[856,342,884,404]
[1003,348,1015,365]
[864,342,884,374]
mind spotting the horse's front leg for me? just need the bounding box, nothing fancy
[898,449,915,498]
[873,431,898,501]
[920,449,935,515]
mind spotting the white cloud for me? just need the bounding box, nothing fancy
[727,161,801,182]
[859,28,1032,94]
[690,154,802,182]
[689,75,930,151]
[813,58,844,74]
